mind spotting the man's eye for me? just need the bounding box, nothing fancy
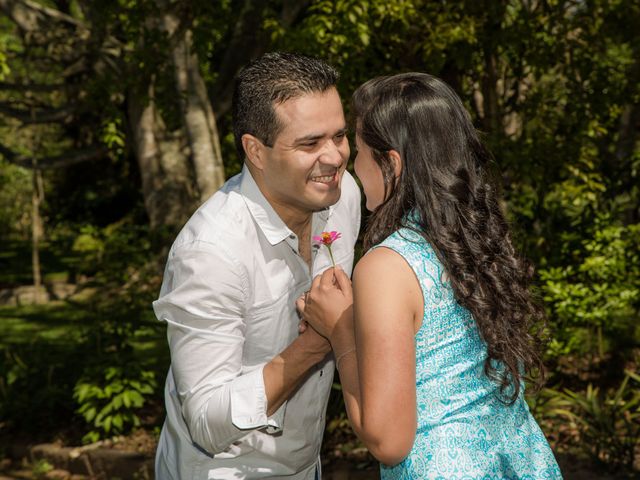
[302,142,318,148]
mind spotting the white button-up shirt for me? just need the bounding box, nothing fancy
[153,166,361,479]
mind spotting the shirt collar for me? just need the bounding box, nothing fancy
[240,165,333,246]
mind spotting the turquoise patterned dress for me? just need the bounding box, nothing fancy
[374,227,562,480]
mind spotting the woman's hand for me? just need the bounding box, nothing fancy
[296,267,354,345]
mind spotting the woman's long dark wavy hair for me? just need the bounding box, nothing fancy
[353,73,546,402]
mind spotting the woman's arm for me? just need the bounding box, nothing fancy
[302,247,423,466]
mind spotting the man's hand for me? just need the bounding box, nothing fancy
[296,317,332,358]
[263,305,331,416]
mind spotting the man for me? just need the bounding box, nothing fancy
[153,52,361,479]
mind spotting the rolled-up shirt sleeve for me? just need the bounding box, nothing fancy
[153,240,283,455]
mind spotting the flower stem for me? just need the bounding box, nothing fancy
[327,245,336,268]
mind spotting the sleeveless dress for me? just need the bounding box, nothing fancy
[373,227,563,480]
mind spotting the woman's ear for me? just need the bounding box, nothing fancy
[388,149,403,179]
[242,134,266,170]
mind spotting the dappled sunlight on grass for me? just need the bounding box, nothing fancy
[0,300,167,362]
[0,302,88,343]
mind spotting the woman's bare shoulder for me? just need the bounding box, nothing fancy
[353,246,422,318]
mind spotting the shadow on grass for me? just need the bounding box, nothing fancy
[0,239,78,288]
[0,301,166,352]
[0,302,89,344]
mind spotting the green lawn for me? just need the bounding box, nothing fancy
[0,301,168,360]
[0,302,88,343]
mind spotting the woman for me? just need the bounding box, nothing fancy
[298,73,562,479]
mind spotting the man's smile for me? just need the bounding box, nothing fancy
[309,170,339,184]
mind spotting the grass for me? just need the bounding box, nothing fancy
[0,300,169,365]
[0,302,88,343]
[0,236,168,363]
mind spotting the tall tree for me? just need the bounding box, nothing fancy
[0,0,311,227]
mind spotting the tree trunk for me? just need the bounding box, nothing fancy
[481,49,500,134]
[478,0,506,136]
[31,167,43,303]
[615,104,639,163]
[163,10,225,201]
[127,80,196,228]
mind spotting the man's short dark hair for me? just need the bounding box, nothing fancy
[232,52,339,159]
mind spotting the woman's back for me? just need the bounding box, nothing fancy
[374,227,562,480]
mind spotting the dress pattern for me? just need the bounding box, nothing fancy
[374,227,563,480]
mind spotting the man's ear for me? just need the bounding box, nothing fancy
[388,149,403,179]
[242,134,266,170]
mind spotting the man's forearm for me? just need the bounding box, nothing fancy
[263,329,330,416]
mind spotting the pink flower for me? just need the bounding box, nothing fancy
[312,231,341,245]
[313,231,341,268]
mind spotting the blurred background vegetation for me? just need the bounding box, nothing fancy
[0,0,639,477]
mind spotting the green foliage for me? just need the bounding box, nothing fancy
[31,459,54,477]
[0,16,16,80]
[0,160,32,239]
[70,225,106,275]
[277,0,479,95]
[100,118,126,159]
[535,371,640,469]
[0,297,167,441]
[0,339,87,437]
[0,50,9,81]
[542,159,607,227]
[540,222,640,357]
[74,366,157,443]
[68,222,167,442]
[54,220,166,358]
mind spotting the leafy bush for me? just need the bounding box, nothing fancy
[74,366,157,443]
[535,370,640,469]
[540,222,640,359]
[66,221,167,443]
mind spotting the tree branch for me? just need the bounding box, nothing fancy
[0,102,78,124]
[0,143,109,169]
[0,0,88,33]
[0,81,67,92]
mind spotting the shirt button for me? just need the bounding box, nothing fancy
[289,234,295,239]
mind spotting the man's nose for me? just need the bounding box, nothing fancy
[319,139,346,166]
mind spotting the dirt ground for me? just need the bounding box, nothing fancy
[1,429,638,479]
